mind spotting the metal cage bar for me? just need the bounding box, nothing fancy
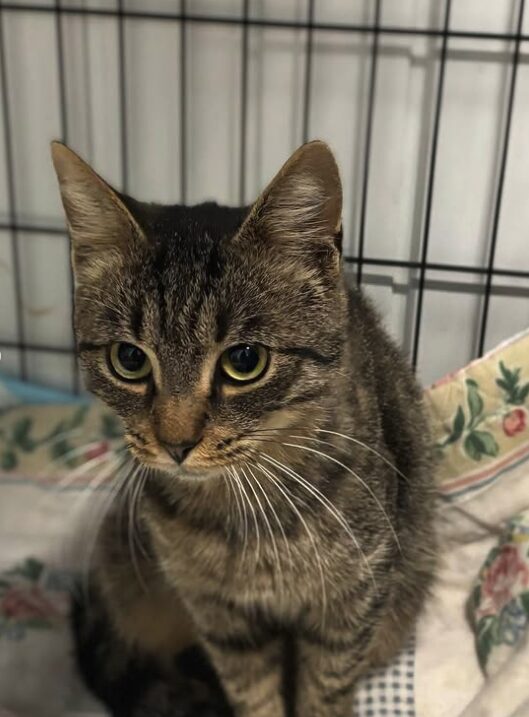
[411,0,452,369]
[1,222,528,279]
[238,0,249,205]
[0,9,27,380]
[356,0,381,287]
[179,0,187,204]
[302,0,315,144]
[54,0,80,393]
[117,0,128,194]
[477,0,525,357]
[0,3,528,43]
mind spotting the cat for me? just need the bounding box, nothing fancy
[51,139,437,717]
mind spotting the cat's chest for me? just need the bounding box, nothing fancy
[143,501,317,610]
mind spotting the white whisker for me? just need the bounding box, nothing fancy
[245,463,284,600]
[228,466,250,563]
[248,461,293,572]
[80,455,130,602]
[255,461,328,628]
[226,470,244,539]
[239,465,261,565]
[42,440,110,477]
[127,463,148,593]
[313,429,410,484]
[281,441,401,553]
[261,453,377,591]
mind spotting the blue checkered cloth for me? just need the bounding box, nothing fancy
[354,638,415,716]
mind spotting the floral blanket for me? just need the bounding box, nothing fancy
[1,329,529,716]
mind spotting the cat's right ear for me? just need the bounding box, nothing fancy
[50,142,144,283]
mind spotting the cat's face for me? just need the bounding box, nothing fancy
[52,141,346,478]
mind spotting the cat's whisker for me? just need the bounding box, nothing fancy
[131,465,151,562]
[244,463,284,602]
[312,429,410,485]
[226,470,244,539]
[32,425,85,451]
[83,461,127,596]
[247,430,402,553]
[127,463,149,593]
[261,453,377,592]
[280,441,401,554]
[255,461,328,628]
[80,455,130,602]
[63,443,127,489]
[42,439,123,478]
[239,465,262,567]
[228,466,250,563]
[248,461,293,573]
[224,471,235,530]
[53,450,122,492]
[247,426,410,484]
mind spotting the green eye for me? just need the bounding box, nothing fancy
[109,342,152,382]
[220,344,268,383]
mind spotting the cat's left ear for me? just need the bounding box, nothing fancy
[241,140,343,254]
[50,141,145,283]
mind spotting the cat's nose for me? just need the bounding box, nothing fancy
[161,439,200,465]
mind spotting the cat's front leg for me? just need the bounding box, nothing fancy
[297,624,373,717]
[189,599,286,717]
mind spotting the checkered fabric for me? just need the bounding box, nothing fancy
[353,639,416,717]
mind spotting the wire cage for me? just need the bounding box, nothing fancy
[0,0,528,393]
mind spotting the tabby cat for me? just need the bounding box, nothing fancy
[51,140,436,717]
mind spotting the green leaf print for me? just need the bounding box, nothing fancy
[50,439,77,467]
[516,383,529,405]
[464,433,484,461]
[444,405,465,445]
[519,592,529,617]
[68,405,89,430]
[101,414,123,440]
[476,617,495,670]
[500,362,514,382]
[12,417,35,451]
[466,379,484,426]
[464,431,499,461]
[22,558,44,582]
[497,361,529,405]
[470,584,481,610]
[473,431,499,457]
[1,449,17,470]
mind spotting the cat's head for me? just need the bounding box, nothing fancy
[51,141,347,478]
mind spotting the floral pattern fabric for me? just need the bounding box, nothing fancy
[0,558,71,641]
[436,362,528,463]
[426,330,529,501]
[0,402,122,476]
[468,511,529,675]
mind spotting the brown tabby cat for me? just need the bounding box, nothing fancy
[51,140,436,717]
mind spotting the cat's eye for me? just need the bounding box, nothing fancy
[220,344,268,383]
[109,342,152,382]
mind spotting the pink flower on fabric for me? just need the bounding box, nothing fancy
[503,409,527,437]
[1,586,61,621]
[481,545,529,616]
[85,440,110,460]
